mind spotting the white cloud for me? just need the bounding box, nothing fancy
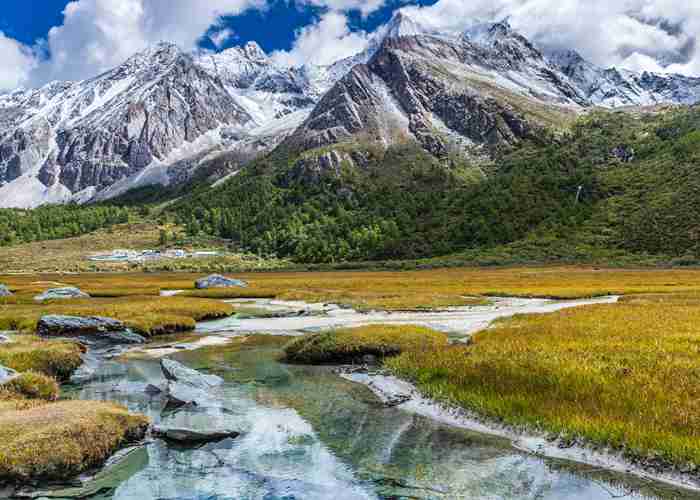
[0,31,36,91]
[210,28,236,49]
[401,0,700,76]
[25,0,267,85]
[271,11,370,66]
[297,0,389,17]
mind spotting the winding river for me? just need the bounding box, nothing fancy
[44,297,699,499]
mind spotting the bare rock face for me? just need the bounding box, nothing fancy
[195,274,248,290]
[160,358,223,388]
[152,426,240,444]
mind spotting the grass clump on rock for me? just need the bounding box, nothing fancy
[283,325,449,364]
[1,372,59,401]
[0,336,83,382]
[0,401,149,482]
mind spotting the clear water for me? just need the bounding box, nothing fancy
[59,335,697,500]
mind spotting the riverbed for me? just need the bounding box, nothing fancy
[48,296,700,499]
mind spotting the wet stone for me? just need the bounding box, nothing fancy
[35,287,90,301]
[195,274,248,289]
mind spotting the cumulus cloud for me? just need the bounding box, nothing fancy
[401,0,700,76]
[271,11,371,66]
[0,32,36,91]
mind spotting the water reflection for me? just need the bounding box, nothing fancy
[61,337,695,500]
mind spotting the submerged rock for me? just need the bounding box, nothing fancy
[0,284,12,297]
[35,287,90,302]
[160,358,223,389]
[37,315,146,344]
[152,426,239,444]
[195,274,248,289]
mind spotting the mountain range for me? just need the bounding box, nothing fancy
[2,12,700,209]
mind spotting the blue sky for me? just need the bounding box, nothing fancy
[0,0,697,92]
[0,0,435,54]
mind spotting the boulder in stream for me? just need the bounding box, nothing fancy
[35,287,90,301]
[195,274,248,289]
[37,315,146,344]
[160,358,223,388]
[152,426,240,444]
[0,284,12,297]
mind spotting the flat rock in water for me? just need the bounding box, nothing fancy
[35,287,90,301]
[152,425,239,444]
[160,358,223,388]
[37,315,145,344]
[0,284,12,297]
[195,274,248,289]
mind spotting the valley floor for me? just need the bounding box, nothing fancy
[2,267,700,494]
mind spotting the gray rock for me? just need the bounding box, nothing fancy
[152,426,240,444]
[0,364,18,385]
[35,287,90,302]
[144,384,164,396]
[0,284,12,297]
[195,274,248,289]
[37,315,145,344]
[160,358,223,388]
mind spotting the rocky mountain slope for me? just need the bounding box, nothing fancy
[0,42,340,208]
[2,12,700,208]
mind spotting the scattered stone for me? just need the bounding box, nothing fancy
[37,315,145,344]
[0,284,12,297]
[35,287,90,302]
[195,274,248,289]
[160,358,223,389]
[152,426,240,444]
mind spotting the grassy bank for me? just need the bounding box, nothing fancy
[0,400,148,482]
[284,325,449,364]
[0,295,233,336]
[0,335,83,381]
[386,293,700,471]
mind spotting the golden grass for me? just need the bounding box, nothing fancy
[387,294,700,469]
[284,325,449,364]
[7,267,700,312]
[0,335,83,381]
[0,401,149,482]
[0,296,233,336]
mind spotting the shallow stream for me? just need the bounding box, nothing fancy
[49,297,699,499]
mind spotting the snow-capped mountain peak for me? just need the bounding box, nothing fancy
[384,11,427,39]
